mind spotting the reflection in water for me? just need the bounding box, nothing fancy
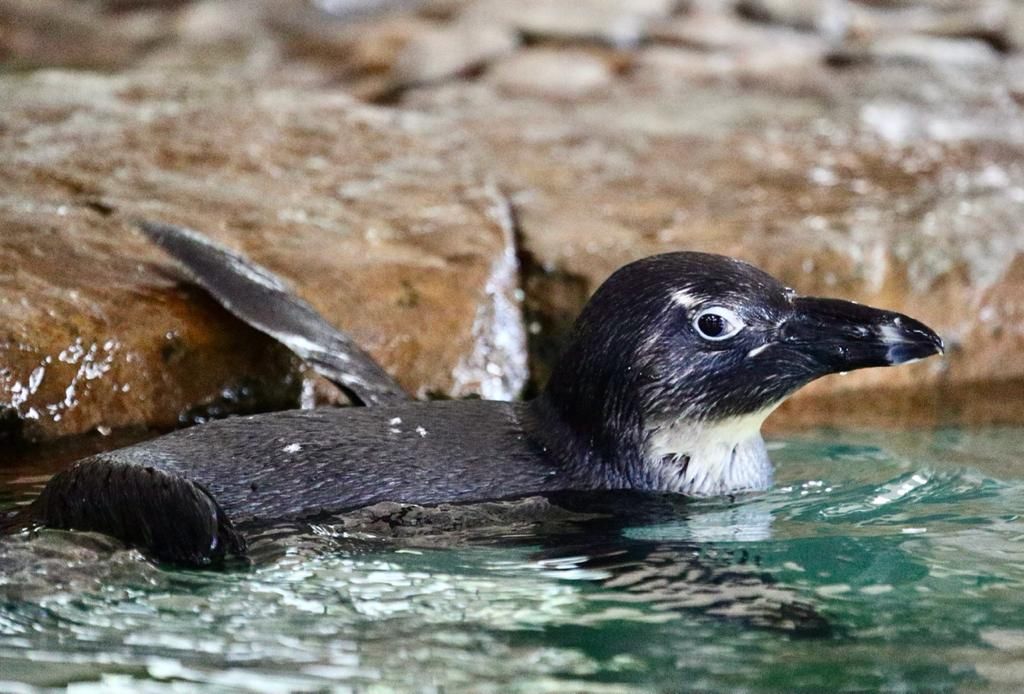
[624,502,775,542]
[2,429,1024,691]
[533,541,829,635]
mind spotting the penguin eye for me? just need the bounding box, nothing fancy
[693,307,744,341]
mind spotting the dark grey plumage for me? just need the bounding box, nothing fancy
[29,401,568,564]
[14,224,944,566]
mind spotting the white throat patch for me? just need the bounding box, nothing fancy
[643,405,781,496]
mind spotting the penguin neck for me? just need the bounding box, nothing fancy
[530,372,779,495]
[530,369,649,488]
[640,408,778,496]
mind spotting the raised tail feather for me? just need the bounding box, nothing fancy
[138,221,410,407]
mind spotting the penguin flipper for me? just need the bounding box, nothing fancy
[138,220,410,407]
[21,459,246,567]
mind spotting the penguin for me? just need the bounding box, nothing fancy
[14,223,944,566]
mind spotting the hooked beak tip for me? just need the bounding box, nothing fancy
[788,297,944,374]
[879,321,945,365]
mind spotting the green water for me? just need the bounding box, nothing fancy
[2,428,1023,692]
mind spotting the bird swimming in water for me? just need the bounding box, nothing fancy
[15,223,944,566]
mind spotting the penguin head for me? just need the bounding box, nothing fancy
[541,252,944,490]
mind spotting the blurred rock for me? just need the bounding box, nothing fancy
[312,0,428,20]
[1008,3,1024,51]
[0,69,526,442]
[844,0,1016,52]
[462,0,680,47]
[638,21,828,91]
[1009,56,1024,99]
[862,35,1001,66]
[0,0,172,70]
[650,10,797,51]
[737,0,851,39]
[269,5,518,100]
[393,17,518,85]
[487,48,614,99]
[661,43,828,89]
[265,7,432,97]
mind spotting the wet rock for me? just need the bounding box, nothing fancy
[487,48,614,99]
[0,529,165,602]
[0,69,526,443]
[0,223,302,442]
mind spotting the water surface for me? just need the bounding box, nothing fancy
[2,428,1023,692]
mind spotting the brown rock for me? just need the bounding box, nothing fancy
[393,17,519,85]
[269,5,518,99]
[0,0,174,70]
[638,0,832,88]
[268,9,435,94]
[0,221,302,443]
[0,69,526,443]
[403,48,1024,428]
[4,0,1023,436]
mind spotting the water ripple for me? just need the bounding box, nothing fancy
[2,428,1024,691]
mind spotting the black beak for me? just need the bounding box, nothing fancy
[781,298,944,375]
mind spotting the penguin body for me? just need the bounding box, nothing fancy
[16,224,944,565]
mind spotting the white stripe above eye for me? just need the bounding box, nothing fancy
[671,289,700,309]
